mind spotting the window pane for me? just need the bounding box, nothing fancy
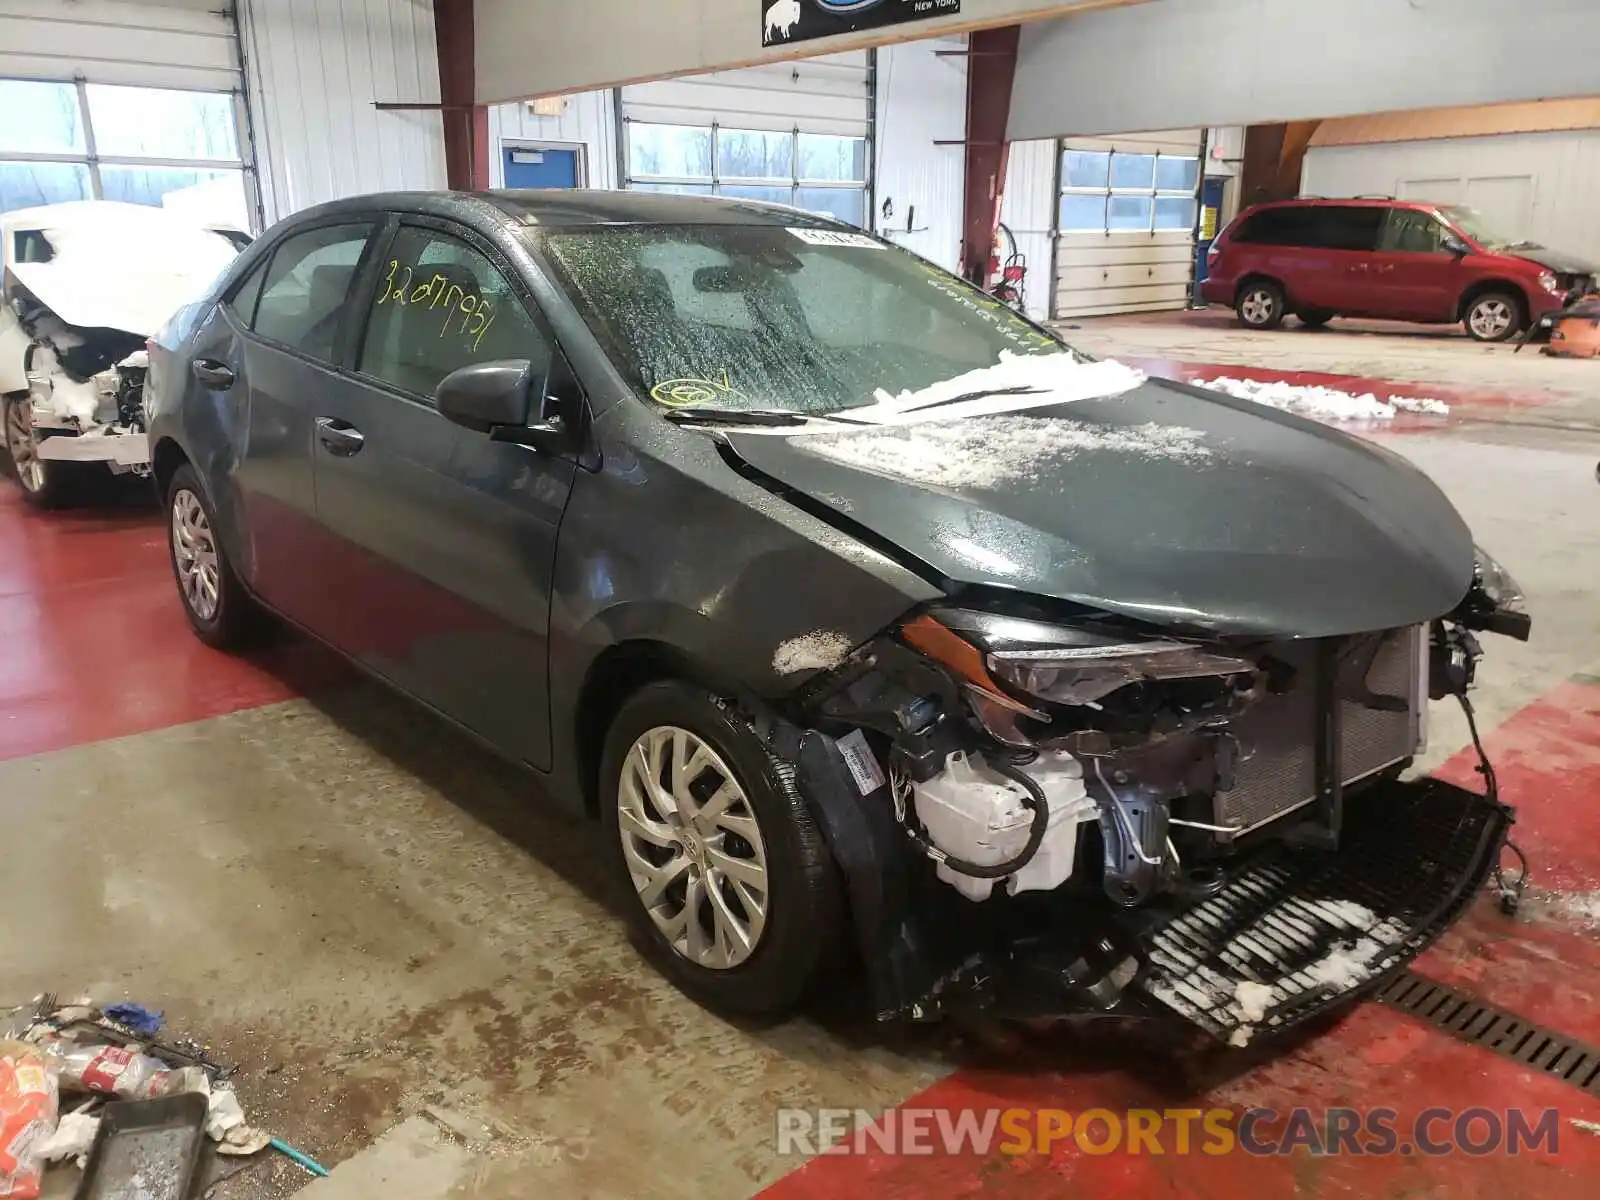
[227,261,268,325]
[1155,156,1199,192]
[1059,193,1107,232]
[0,81,85,155]
[718,184,793,206]
[628,123,712,180]
[1061,150,1109,189]
[717,129,792,180]
[85,84,238,161]
[361,227,545,400]
[1108,195,1153,231]
[1110,153,1156,190]
[253,223,371,359]
[630,182,715,195]
[1154,196,1197,231]
[1381,208,1448,253]
[1307,206,1385,251]
[0,161,91,214]
[100,167,249,229]
[797,135,866,183]
[796,187,865,227]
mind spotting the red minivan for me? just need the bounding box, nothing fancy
[1201,197,1597,341]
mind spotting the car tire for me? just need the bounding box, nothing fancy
[1236,280,1286,330]
[600,680,843,1017]
[3,397,81,509]
[164,464,267,650]
[1463,291,1525,342]
[1297,310,1334,329]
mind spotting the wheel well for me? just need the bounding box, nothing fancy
[1456,280,1529,323]
[151,438,191,498]
[1235,274,1286,306]
[573,640,706,818]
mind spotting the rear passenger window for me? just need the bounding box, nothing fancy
[1232,205,1382,251]
[226,260,267,325]
[358,226,545,401]
[252,223,371,362]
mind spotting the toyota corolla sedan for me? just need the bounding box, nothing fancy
[145,191,1529,1044]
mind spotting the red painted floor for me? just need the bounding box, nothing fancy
[0,483,344,763]
[761,680,1600,1199]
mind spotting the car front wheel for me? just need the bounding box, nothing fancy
[3,397,76,509]
[1464,292,1524,342]
[1236,281,1286,330]
[600,681,842,1016]
[165,464,266,649]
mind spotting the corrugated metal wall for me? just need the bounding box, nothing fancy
[873,37,966,274]
[487,91,619,189]
[1302,128,1600,263]
[1000,140,1057,320]
[0,0,237,90]
[621,53,871,137]
[240,0,446,223]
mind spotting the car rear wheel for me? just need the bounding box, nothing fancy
[3,397,78,509]
[600,681,842,1016]
[1237,281,1286,330]
[165,464,267,649]
[1297,309,1334,329]
[1464,292,1524,342]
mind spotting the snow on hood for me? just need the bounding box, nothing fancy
[1196,376,1449,421]
[842,351,1148,425]
[3,201,238,337]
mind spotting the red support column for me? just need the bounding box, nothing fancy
[959,26,1021,287]
[433,0,488,190]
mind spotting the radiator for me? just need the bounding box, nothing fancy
[1213,626,1426,835]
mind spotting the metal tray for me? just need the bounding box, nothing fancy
[75,1093,209,1200]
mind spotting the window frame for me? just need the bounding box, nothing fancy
[0,75,258,227]
[622,118,869,228]
[1379,206,1453,254]
[1058,145,1201,236]
[347,214,557,411]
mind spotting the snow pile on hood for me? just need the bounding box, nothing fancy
[1196,375,1450,421]
[849,351,1147,424]
[803,414,1211,491]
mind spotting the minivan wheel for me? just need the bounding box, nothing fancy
[600,681,842,1016]
[3,397,77,509]
[165,464,266,649]
[1464,292,1524,342]
[1237,281,1286,330]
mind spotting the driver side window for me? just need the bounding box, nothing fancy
[1381,208,1448,254]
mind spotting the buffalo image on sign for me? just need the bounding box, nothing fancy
[762,0,961,48]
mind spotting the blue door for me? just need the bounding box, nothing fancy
[1193,176,1228,298]
[503,146,579,189]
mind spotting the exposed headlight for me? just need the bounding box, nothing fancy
[1474,545,1526,613]
[1457,544,1532,642]
[1539,270,1562,294]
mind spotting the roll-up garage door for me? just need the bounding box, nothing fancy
[620,52,873,228]
[1054,129,1203,318]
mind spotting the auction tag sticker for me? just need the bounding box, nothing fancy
[836,729,888,796]
[788,227,885,250]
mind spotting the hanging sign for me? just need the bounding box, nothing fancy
[762,0,961,49]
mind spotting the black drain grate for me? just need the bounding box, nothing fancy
[1379,970,1600,1097]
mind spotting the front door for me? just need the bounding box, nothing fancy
[1365,207,1462,321]
[503,146,579,189]
[309,219,578,768]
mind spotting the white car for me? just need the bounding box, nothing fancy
[1,201,238,507]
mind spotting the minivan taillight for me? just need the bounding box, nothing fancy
[1206,242,1222,264]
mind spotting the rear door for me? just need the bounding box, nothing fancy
[1297,206,1386,313]
[1366,206,1462,320]
[307,217,579,769]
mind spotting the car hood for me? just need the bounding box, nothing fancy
[723,380,1476,638]
[1509,246,1599,275]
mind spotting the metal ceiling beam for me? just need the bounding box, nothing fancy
[959,24,1020,286]
[433,0,488,190]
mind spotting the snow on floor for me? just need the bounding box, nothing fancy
[1196,375,1450,421]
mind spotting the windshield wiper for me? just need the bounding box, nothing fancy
[897,384,1046,413]
[662,407,813,427]
[1503,239,1542,251]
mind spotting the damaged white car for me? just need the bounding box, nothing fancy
[1,201,238,507]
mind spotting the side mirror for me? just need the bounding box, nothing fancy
[435,359,575,454]
[1441,234,1471,257]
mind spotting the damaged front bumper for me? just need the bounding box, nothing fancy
[34,424,150,469]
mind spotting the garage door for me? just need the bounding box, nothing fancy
[0,0,251,227]
[620,52,872,227]
[1053,130,1202,319]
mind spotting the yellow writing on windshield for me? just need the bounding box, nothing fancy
[650,369,750,408]
[378,259,498,352]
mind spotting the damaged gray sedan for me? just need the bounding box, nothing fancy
[144,192,1529,1044]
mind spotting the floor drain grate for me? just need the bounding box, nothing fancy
[1378,970,1600,1097]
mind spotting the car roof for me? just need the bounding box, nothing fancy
[1246,196,1439,211]
[276,189,849,232]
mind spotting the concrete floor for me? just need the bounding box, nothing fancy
[5,313,1600,1197]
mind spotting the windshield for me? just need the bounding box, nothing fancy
[1439,205,1530,250]
[537,224,1065,415]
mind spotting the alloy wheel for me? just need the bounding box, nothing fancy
[1470,298,1514,340]
[1241,288,1276,325]
[617,725,770,970]
[4,402,45,493]
[171,488,221,622]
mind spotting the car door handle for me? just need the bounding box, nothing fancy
[315,417,366,457]
[191,358,235,389]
